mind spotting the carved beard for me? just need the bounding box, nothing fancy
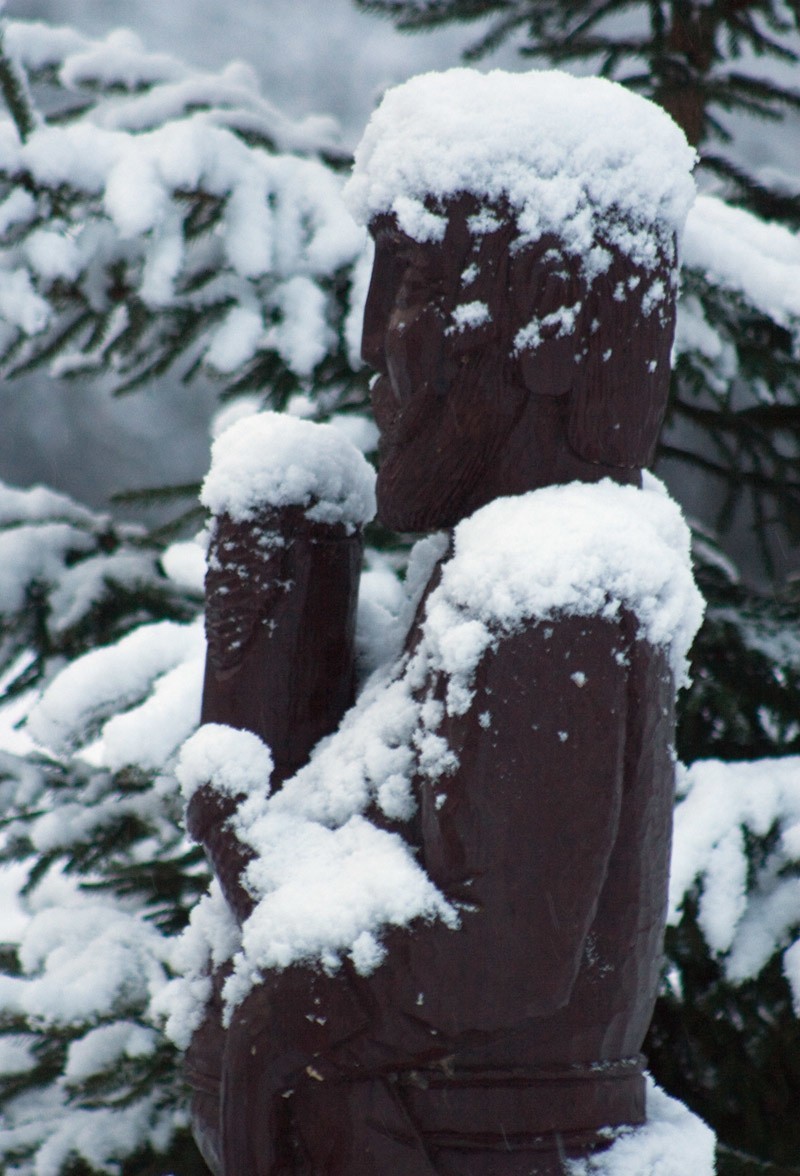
[374,344,526,533]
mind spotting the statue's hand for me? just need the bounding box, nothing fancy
[188,503,364,921]
[202,504,364,785]
[198,411,375,786]
[203,506,291,681]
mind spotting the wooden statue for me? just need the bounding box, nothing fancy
[180,69,704,1175]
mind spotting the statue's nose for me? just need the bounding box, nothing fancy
[361,234,406,373]
[361,300,387,373]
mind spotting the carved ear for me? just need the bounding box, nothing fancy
[511,238,587,401]
[513,238,677,469]
[568,249,676,469]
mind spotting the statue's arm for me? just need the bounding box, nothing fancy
[187,505,363,920]
[200,505,363,782]
[404,612,631,1031]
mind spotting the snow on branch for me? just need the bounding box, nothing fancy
[681,194,800,335]
[670,756,800,1009]
[0,20,366,396]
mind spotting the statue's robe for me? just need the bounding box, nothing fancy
[187,539,676,1176]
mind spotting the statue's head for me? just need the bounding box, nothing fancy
[345,69,696,531]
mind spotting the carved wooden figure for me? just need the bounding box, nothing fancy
[181,70,705,1175]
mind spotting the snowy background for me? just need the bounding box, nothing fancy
[0,0,517,512]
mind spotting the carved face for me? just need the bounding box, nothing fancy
[363,196,670,532]
[362,199,527,532]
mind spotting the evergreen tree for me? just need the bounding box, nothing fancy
[355,2,800,1172]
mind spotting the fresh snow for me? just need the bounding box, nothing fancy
[684,193,800,328]
[46,550,165,636]
[0,523,94,617]
[0,900,169,1028]
[433,474,703,689]
[64,1022,159,1085]
[345,69,697,275]
[674,196,800,387]
[200,411,377,528]
[160,536,207,594]
[176,723,274,804]
[0,475,101,529]
[4,20,341,154]
[0,23,798,1169]
[670,756,800,1008]
[228,812,455,1002]
[0,1086,178,1176]
[155,881,242,1050]
[1,25,798,501]
[99,652,204,773]
[568,1078,715,1175]
[27,618,204,756]
[0,22,366,397]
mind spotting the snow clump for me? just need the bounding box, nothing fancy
[568,1077,715,1175]
[346,69,696,274]
[27,618,204,759]
[200,411,377,529]
[670,756,800,1007]
[433,473,703,693]
[176,723,274,803]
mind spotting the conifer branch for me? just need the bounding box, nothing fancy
[728,9,800,61]
[0,28,36,142]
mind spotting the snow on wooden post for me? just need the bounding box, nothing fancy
[176,69,715,1176]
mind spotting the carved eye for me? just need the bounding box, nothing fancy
[372,220,447,310]
[397,257,445,308]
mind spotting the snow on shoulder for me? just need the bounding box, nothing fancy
[345,69,696,271]
[428,474,704,702]
[200,411,376,529]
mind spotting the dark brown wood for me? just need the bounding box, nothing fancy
[186,506,362,920]
[186,187,683,1174]
[207,606,673,1175]
[364,195,674,533]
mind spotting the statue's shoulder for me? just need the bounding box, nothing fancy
[420,477,703,693]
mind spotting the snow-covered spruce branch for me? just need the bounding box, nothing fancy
[0,20,368,402]
[670,757,800,1006]
[0,479,209,1174]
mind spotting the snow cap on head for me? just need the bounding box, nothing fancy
[345,68,696,270]
[201,411,377,529]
